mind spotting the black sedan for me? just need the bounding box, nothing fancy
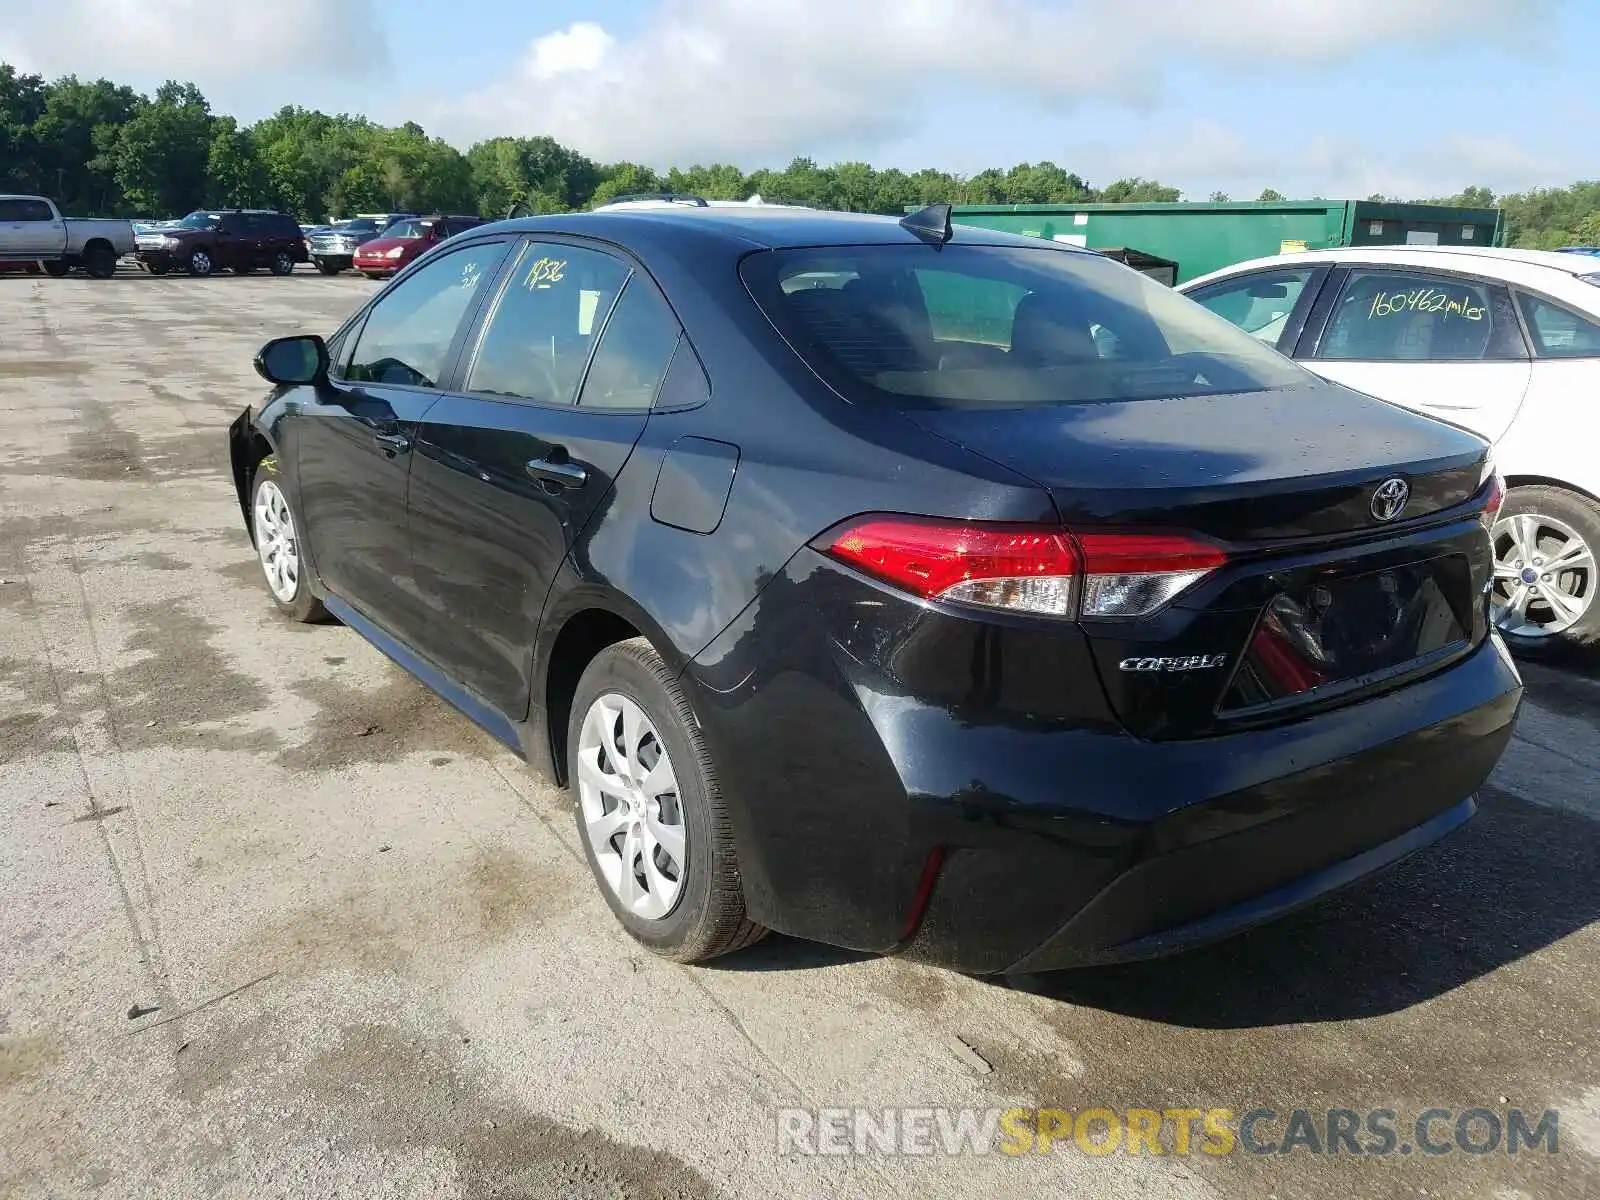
[228,202,1522,974]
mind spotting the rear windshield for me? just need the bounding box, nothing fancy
[742,244,1311,408]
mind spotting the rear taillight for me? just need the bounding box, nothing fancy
[1480,473,1506,530]
[820,518,1227,619]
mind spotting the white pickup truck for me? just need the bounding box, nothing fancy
[0,195,136,279]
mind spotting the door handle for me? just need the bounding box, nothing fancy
[373,431,412,457]
[525,455,588,489]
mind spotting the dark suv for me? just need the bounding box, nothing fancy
[135,210,309,277]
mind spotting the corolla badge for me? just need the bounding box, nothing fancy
[1370,477,1410,522]
[1119,655,1229,673]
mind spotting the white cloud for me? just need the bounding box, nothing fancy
[526,22,616,81]
[433,0,1553,164]
[1,0,387,81]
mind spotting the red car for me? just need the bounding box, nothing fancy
[353,215,486,279]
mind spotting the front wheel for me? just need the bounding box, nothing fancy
[186,249,214,277]
[1491,484,1600,662]
[146,262,171,277]
[315,260,342,275]
[43,260,71,278]
[270,251,296,276]
[569,639,767,963]
[251,465,326,623]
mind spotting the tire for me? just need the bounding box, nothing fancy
[1490,484,1600,663]
[315,260,342,276]
[42,260,71,278]
[250,461,326,623]
[82,243,116,279]
[186,248,214,277]
[233,261,254,275]
[568,638,767,963]
[146,262,171,277]
[270,251,295,276]
[361,272,385,281]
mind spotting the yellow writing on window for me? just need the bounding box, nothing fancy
[1368,289,1484,321]
[524,257,567,289]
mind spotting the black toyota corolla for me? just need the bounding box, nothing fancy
[229,202,1522,974]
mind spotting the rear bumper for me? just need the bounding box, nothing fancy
[685,553,1523,973]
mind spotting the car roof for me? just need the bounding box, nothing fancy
[1184,244,1600,292]
[472,205,1082,252]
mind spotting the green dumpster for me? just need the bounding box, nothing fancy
[942,200,1505,284]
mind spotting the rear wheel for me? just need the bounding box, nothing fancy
[568,639,766,963]
[1491,485,1600,661]
[315,260,342,275]
[42,260,71,277]
[81,243,117,279]
[270,250,295,276]
[250,464,326,623]
[186,248,214,277]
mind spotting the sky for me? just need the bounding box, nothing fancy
[0,0,1593,199]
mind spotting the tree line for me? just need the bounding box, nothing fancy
[2,64,1597,248]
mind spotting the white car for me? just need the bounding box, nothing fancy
[1182,245,1600,661]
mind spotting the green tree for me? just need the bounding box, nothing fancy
[1101,177,1181,203]
[1257,187,1286,202]
[590,162,665,206]
[206,116,269,207]
[111,81,213,215]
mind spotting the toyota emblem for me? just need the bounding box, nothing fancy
[1370,477,1410,522]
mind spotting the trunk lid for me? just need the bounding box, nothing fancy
[904,381,1489,541]
[907,382,1496,740]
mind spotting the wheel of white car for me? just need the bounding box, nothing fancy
[568,638,767,963]
[1490,484,1600,661]
[250,463,326,623]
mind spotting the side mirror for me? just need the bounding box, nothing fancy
[254,334,328,386]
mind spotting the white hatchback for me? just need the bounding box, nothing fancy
[1182,245,1600,661]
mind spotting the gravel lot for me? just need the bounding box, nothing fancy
[1,269,1597,1200]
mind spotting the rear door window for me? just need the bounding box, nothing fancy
[1186,268,1319,349]
[743,244,1310,409]
[1516,293,1600,358]
[464,241,631,404]
[1314,269,1526,362]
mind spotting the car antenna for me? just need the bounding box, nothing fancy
[900,202,953,244]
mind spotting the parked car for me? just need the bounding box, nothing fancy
[135,209,309,277]
[229,203,1519,974]
[352,214,487,279]
[1182,245,1600,661]
[0,194,134,278]
[307,214,414,275]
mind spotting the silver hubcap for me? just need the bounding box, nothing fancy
[1491,511,1594,638]
[253,480,300,603]
[576,693,687,921]
[193,252,210,273]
